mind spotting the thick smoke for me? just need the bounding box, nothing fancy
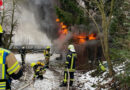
[14,0,59,46]
[24,0,59,40]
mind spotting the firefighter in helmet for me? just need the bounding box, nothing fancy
[60,44,77,87]
[43,46,51,68]
[0,25,23,90]
[31,61,46,80]
[19,46,26,65]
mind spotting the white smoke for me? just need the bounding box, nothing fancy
[53,32,72,53]
[13,6,52,46]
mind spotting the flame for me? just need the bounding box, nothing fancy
[56,18,68,35]
[88,33,96,40]
[60,22,63,26]
[59,29,68,35]
[63,29,68,34]
[73,33,97,44]
[62,25,67,29]
[78,35,86,44]
[56,18,60,22]
[74,34,87,44]
[79,38,86,44]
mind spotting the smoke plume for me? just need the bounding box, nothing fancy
[14,0,59,46]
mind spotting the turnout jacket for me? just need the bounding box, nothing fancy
[0,48,22,90]
[43,49,50,58]
[19,48,26,55]
[33,64,46,78]
[65,51,77,72]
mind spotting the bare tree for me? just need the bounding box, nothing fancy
[1,0,18,49]
[77,0,115,76]
[7,0,18,48]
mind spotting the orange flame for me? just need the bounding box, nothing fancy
[73,33,97,44]
[88,33,96,40]
[60,29,68,35]
[56,18,60,22]
[60,22,63,26]
[79,38,86,44]
[56,18,68,35]
[62,25,67,29]
[74,34,87,44]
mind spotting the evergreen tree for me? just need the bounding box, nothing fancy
[56,0,88,26]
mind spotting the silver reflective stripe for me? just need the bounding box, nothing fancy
[0,64,2,79]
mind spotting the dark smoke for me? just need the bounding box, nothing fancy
[21,0,59,40]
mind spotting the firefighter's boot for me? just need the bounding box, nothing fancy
[59,82,67,87]
[70,81,73,86]
[45,63,49,68]
[37,75,43,80]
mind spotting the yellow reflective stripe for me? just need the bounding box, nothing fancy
[70,79,74,81]
[0,82,6,84]
[34,74,36,78]
[70,54,74,69]
[65,61,69,64]
[45,56,49,58]
[7,61,20,75]
[2,65,5,79]
[0,88,6,90]
[36,70,39,72]
[0,82,6,85]
[0,25,3,33]
[8,65,20,75]
[0,65,3,79]
[64,73,67,83]
[64,69,75,72]
[0,82,6,90]
[10,65,20,75]
[0,50,5,79]
[0,85,5,86]
[0,50,4,64]
[7,61,18,72]
[43,52,46,55]
[3,50,10,53]
[42,69,46,71]
[46,51,48,54]
[67,55,71,58]
[0,48,10,54]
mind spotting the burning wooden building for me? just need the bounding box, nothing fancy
[55,18,104,70]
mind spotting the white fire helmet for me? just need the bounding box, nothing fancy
[22,46,25,49]
[68,44,75,52]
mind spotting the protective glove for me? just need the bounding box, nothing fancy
[65,64,68,68]
[32,77,35,81]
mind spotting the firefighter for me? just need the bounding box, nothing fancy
[60,44,77,87]
[99,61,106,72]
[31,61,46,80]
[19,46,26,65]
[0,25,23,90]
[43,46,51,68]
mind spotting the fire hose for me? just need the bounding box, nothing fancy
[67,68,70,90]
[18,80,35,90]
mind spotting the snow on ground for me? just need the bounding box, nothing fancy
[75,63,126,90]
[12,53,62,90]
[75,70,112,90]
[12,53,126,90]
[25,69,60,90]
[15,53,60,63]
